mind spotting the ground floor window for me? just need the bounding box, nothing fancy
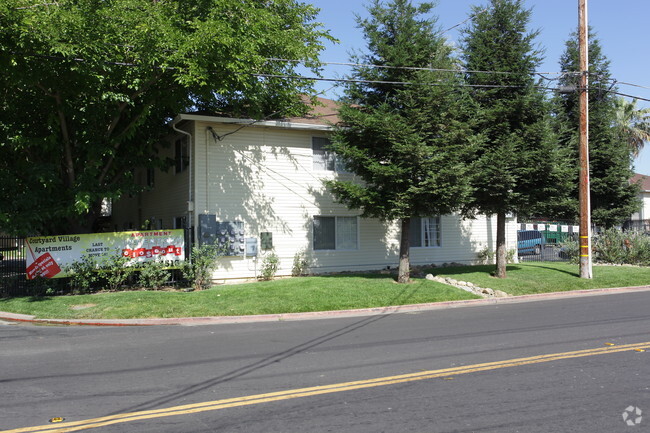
[410,216,441,247]
[313,216,358,250]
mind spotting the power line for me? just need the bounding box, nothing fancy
[253,73,562,92]
[265,57,567,78]
[6,50,650,101]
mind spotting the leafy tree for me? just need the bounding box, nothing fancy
[614,98,650,158]
[552,31,639,228]
[0,0,332,235]
[326,0,475,283]
[460,0,570,278]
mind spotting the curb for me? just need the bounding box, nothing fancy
[2,285,650,327]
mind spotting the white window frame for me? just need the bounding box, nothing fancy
[313,216,359,251]
[410,216,441,248]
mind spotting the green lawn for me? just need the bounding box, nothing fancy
[429,262,650,296]
[2,262,649,320]
[0,274,478,320]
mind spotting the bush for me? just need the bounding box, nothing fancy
[65,255,101,294]
[593,228,629,264]
[559,239,580,264]
[477,247,516,264]
[592,228,650,266]
[138,261,171,290]
[291,249,310,277]
[182,244,223,290]
[260,252,280,281]
[101,254,137,291]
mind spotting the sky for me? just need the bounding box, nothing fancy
[306,0,650,175]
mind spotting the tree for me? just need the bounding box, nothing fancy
[460,0,569,278]
[552,31,639,228]
[325,0,475,283]
[614,97,650,158]
[0,0,332,235]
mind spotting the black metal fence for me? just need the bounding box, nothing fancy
[517,222,575,263]
[0,236,27,297]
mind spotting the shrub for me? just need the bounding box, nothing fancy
[138,261,171,290]
[182,244,223,290]
[477,247,495,264]
[591,228,650,266]
[593,228,629,264]
[559,239,580,264]
[101,254,137,291]
[477,248,515,264]
[291,249,310,277]
[65,255,101,294]
[260,252,280,281]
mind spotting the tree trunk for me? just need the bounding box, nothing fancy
[495,211,507,278]
[398,218,411,283]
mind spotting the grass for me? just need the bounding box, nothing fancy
[0,274,478,320]
[430,262,650,296]
[2,262,649,320]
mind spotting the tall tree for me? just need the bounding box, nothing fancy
[614,98,650,158]
[0,0,332,235]
[552,31,639,228]
[325,0,475,283]
[460,0,569,278]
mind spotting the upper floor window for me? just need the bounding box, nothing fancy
[312,137,348,172]
[175,137,189,174]
[313,216,358,250]
[146,167,155,188]
[410,216,441,248]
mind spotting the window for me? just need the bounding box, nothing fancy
[175,137,189,174]
[312,137,349,172]
[410,216,441,247]
[313,216,358,250]
[174,216,186,230]
[146,167,155,188]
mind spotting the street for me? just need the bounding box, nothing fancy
[2,290,650,432]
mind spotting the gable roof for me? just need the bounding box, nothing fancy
[282,96,341,126]
[631,173,650,192]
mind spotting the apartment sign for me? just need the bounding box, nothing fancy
[25,230,185,279]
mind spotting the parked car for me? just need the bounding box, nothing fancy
[517,230,545,255]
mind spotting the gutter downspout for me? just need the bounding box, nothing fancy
[171,117,194,247]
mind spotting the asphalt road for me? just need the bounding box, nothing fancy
[2,290,650,432]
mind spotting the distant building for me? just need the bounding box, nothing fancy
[626,173,650,231]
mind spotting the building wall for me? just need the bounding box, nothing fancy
[189,120,517,281]
[631,192,650,222]
[111,125,191,231]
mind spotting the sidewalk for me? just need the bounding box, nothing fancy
[2,285,650,327]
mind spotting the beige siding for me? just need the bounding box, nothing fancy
[189,120,518,280]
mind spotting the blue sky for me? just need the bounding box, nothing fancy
[307,0,650,175]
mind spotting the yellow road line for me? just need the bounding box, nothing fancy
[4,341,649,433]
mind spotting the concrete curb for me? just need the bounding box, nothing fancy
[2,285,650,327]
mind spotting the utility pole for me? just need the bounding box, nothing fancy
[578,0,593,279]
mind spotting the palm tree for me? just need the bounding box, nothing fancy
[614,97,650,157]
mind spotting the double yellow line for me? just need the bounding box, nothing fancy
[4,341,650,433]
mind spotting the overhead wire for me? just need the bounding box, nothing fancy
[6,49,650,102]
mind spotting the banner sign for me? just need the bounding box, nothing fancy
[25,230,185,279]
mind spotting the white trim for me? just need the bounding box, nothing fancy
[173,114,334,131]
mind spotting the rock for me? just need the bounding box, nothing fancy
[494,290,510,298]
[425,274,435,281]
